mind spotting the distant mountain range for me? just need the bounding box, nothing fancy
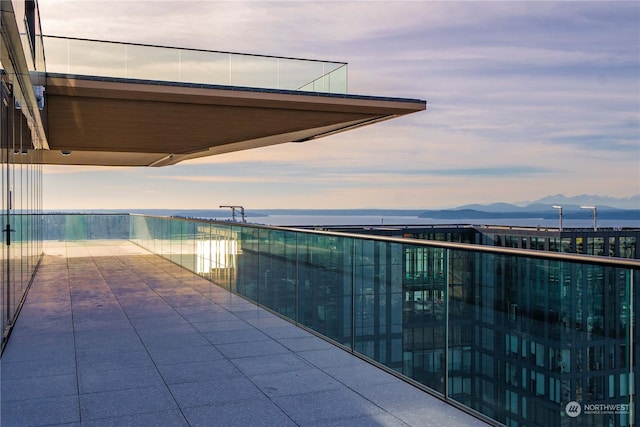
[418,194,639,220]
[458,194,640,211]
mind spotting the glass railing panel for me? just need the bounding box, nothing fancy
[148,216,159,256]
[194,222,211,279]
[167,219,182,266]
[296,232,353,347]
[353,239,405,370]
[162,217,172,259]
[43,36,69,74]
[178,220,197,274]
[44,214,130,241]
[88,215,129,239]
[277,58,325,91]
[126,44,180,82]
[328,65,348,94]
[298,64,348,93]
[152,217,162,256]
[401,243,448,395]
[132,215,147,249]
[442,251,635,426]
[35,30,46,74]
[203,223,237,291]
[44,36,348,94]
[179,50,230,85]
[255,228,298,319]
[64,214,88,240]
[229,54,278,89]
[124,215,637,427]
[67,38,127,78]
[236,226,260,302]
[353,239,376,356]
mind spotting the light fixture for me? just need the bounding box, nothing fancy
[552,205,563,231]
[61,150,72,156]
[580,206,597,231]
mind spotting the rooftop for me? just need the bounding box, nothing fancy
[1,240,486,426]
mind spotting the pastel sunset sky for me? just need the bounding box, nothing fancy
[39,1,640,210]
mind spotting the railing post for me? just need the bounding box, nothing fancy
[630,268,634,426]
[444,248,450,399]
[351,238,356,352]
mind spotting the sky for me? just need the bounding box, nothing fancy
[39,0,640,210]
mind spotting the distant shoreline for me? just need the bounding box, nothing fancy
[42,210,640,229]
[44,207,640,222]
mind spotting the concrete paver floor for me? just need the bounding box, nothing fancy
[1,241,487,426]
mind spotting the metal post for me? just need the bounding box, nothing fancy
[629,269,634,425]
[580,206,597,231]
[553,205,563,231]
[444,248,450,399]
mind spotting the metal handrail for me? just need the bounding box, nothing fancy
[43,35,346,67]
[130,213,640,269]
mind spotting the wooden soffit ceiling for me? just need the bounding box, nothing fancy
[43,76,426,166]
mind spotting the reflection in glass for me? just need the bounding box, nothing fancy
[127,45,179,81]
[196,239,238,272]
[180,50,230,85]
[127,217,636,427]
[68,38,127,78]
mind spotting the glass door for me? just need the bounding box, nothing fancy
[0,79,11,341]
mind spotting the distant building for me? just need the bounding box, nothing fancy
[312,224,638,426]
[322,224,639,259]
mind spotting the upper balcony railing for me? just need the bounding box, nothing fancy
[43,36,348,94]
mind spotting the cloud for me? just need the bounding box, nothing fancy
[39,1,640,210]
[43,165,120,174]
[151,175,281,184]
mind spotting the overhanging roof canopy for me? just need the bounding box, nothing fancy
[43,75,426,166]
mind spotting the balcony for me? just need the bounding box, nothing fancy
[2,214,638,426]
[1,238,484,426]
[41,36,425,167]
[44,36,349,94]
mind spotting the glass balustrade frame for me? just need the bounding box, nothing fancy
[43,35,348,94]
[125,214,639,427]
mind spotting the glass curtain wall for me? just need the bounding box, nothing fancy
[0,0,45,352]
[130,216,638,427]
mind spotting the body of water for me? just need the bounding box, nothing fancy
[235,215,640,229]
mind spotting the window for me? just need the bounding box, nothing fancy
[587,237,604,256]
[482,328,494,350]
[609,237,616,257]
[620,237,636,258]
[506,390,519,414]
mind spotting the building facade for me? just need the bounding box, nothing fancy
[0,0,46,351]
[319,224,638,426]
